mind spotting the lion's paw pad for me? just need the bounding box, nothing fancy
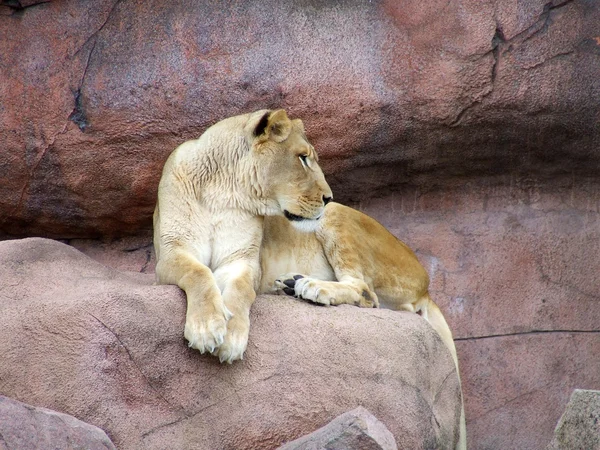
[275,274,305,296]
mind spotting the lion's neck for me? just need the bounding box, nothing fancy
[192,141,276,217]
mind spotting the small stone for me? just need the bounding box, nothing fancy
[0,395,116,450]
[277,407,397,450]
[547,390,600,450]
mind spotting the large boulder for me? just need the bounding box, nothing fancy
[0,395,116,450]
[1,0,598,237]
[0,238,462,450]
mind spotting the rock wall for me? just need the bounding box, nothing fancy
[1,0,599,237]
[358,183,600,449]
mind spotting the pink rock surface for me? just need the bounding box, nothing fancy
[0,238,462,450]
[1,0,598,237]
[358,180,600,450]
[277,406,398,450]
[0,395,116,450]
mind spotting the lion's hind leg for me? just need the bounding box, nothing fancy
[276,273,378,308]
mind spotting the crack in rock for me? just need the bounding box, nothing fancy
[68,88,89,131]
[454,329,600,341]
[449,26,503,127]
[1,0,50,12]
[87,312,187,416]
[69,0,122,131]
[449,0,577,127]
[521,50,575,71]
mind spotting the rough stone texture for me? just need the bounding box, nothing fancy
[277,406,398,450]
[0,238,462,450]
[547,390,600,450]
[1,0,599,237]
[357,183,600,450]
[0,395,116,450]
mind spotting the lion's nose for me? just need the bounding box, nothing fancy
[323,196,332,205]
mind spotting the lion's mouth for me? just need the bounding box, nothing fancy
[284,210,308,221]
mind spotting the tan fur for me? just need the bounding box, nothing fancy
[154,109,465,449]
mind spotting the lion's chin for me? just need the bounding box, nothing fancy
[289,218,319,233]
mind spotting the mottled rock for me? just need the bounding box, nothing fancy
[547,390,600,450]
[0,395,115,450]
[277,406,397,450]
[1,0,599,237]
[358,184,600,450]
[0,238,462,450]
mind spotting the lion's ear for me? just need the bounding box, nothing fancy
[292,119,305,134]
[254,109,292,143]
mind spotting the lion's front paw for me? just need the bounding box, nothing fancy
[277,274,333,306]
[184,306,233,354]
[274,273,306,296]
[213,313,250,364]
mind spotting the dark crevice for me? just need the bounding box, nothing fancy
[69,0,122,132]
[490,26,505,83]
[2,0,50,12]
[509,0,575,46]
[522,4,553,44]
[548,0,576,11]
[68,89,88,131]
[124,243,153,252]
[449,25,504,127]
[448,0,576,128]
[140,248,152,273]
[521,50,575,71]
[455,329,600,342]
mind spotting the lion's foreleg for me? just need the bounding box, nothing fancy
[212,260,258,363]
[156,248,232,354]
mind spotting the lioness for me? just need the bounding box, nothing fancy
[154,109,465,449]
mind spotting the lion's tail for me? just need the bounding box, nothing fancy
[416,294,467,450]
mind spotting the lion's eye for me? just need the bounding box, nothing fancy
[299,154,309,167]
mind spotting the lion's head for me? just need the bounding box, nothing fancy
[245,109,333,229]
